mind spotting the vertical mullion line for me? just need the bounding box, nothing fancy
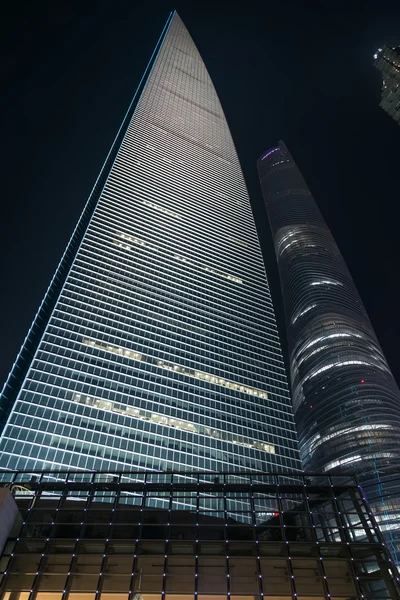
[0,11,175,440]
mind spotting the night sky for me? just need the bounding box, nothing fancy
[1,0,400,390]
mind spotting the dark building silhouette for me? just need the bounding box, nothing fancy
[374,46,400,125]
[257,141,400,564]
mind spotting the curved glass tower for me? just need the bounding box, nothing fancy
[0,16,301,479]
[257,141,400,562]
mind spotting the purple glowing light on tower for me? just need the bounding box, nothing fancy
[262,148,280,160]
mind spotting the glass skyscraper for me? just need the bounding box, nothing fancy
[0,13,300,478]
[374,46,400,125]
[257,141,400,563]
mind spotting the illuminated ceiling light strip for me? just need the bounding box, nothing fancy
[299,331,363,352]
[309,424,393,453]
[310,279,343,287]
[292,304,317,324]
[306,359,374,382]
[82,338,268,400]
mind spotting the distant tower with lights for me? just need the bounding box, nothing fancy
[257,140,400,564]
[374,46,400,124]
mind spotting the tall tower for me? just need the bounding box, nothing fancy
[374,46,400,125]
[257,141,400,562]
[0,14,301,476]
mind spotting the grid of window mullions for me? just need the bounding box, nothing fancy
[146,119,239,170]
[26,360,292,434]
[7,406,278,466]
[0,440,258,473]
[106,164,256,237]
[20,370,295,433]
[96,192,263,273]
[14,402,283,459]
[119,132,249,195]
[83,225,266,302]
[70,259,280,350]
[114,146,250,219]
[28,342,293,415]
[60,282,288,362]
[71,250,279,337]
[90,205,269,286]
[7,411,278,463]
[52,302,287,377]
[117,123,249,193]
[49,311,284,384]
[80,232,276,315]
[38,328,285,399]
[57,287,287,366]
[23,364,292,436]
[103,173,257,246]
[49,303,284,382]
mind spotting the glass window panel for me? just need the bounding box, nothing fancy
[319,544,349,558]
[109,525,139,539]
[291,558,324,595]
[74,555,102,573]
[165,556,195,593]
[69,575,99,591]
[137,542,165,555]
[113,509,141,524]
[55,510,85,523]
[47,540,76,554]
[288,543,319,557]
[170,525,196,540]
[101,576,131,592]
[285,526,314,542]
[76,542,105,554]
[258,542,286,557]
[2,593,30,600]
[229,557,258,594]
[326,577,357,596]
[8,554,41,573]
[100,595,129,600]
[104,556,133,574]
[199,496,223,511]
[260,557,291,595]
[228,542,256,556]
[198,556,226,594]
[27,508,57,523]
[117,492,142,507]
[226,525,254,541]
[142,510,169,524]
[36,594,63,600]
[197,543,225,555]
[36,575,67,591]
[4,574,35,590]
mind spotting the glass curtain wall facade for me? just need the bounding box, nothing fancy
[1,470,400,600]
[374,46,400,125]
[0,14,300,479]
[257,141,400,563]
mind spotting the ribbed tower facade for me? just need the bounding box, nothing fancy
[374,46,400,125]
[0,15,301,479]
[257,141,400,562]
